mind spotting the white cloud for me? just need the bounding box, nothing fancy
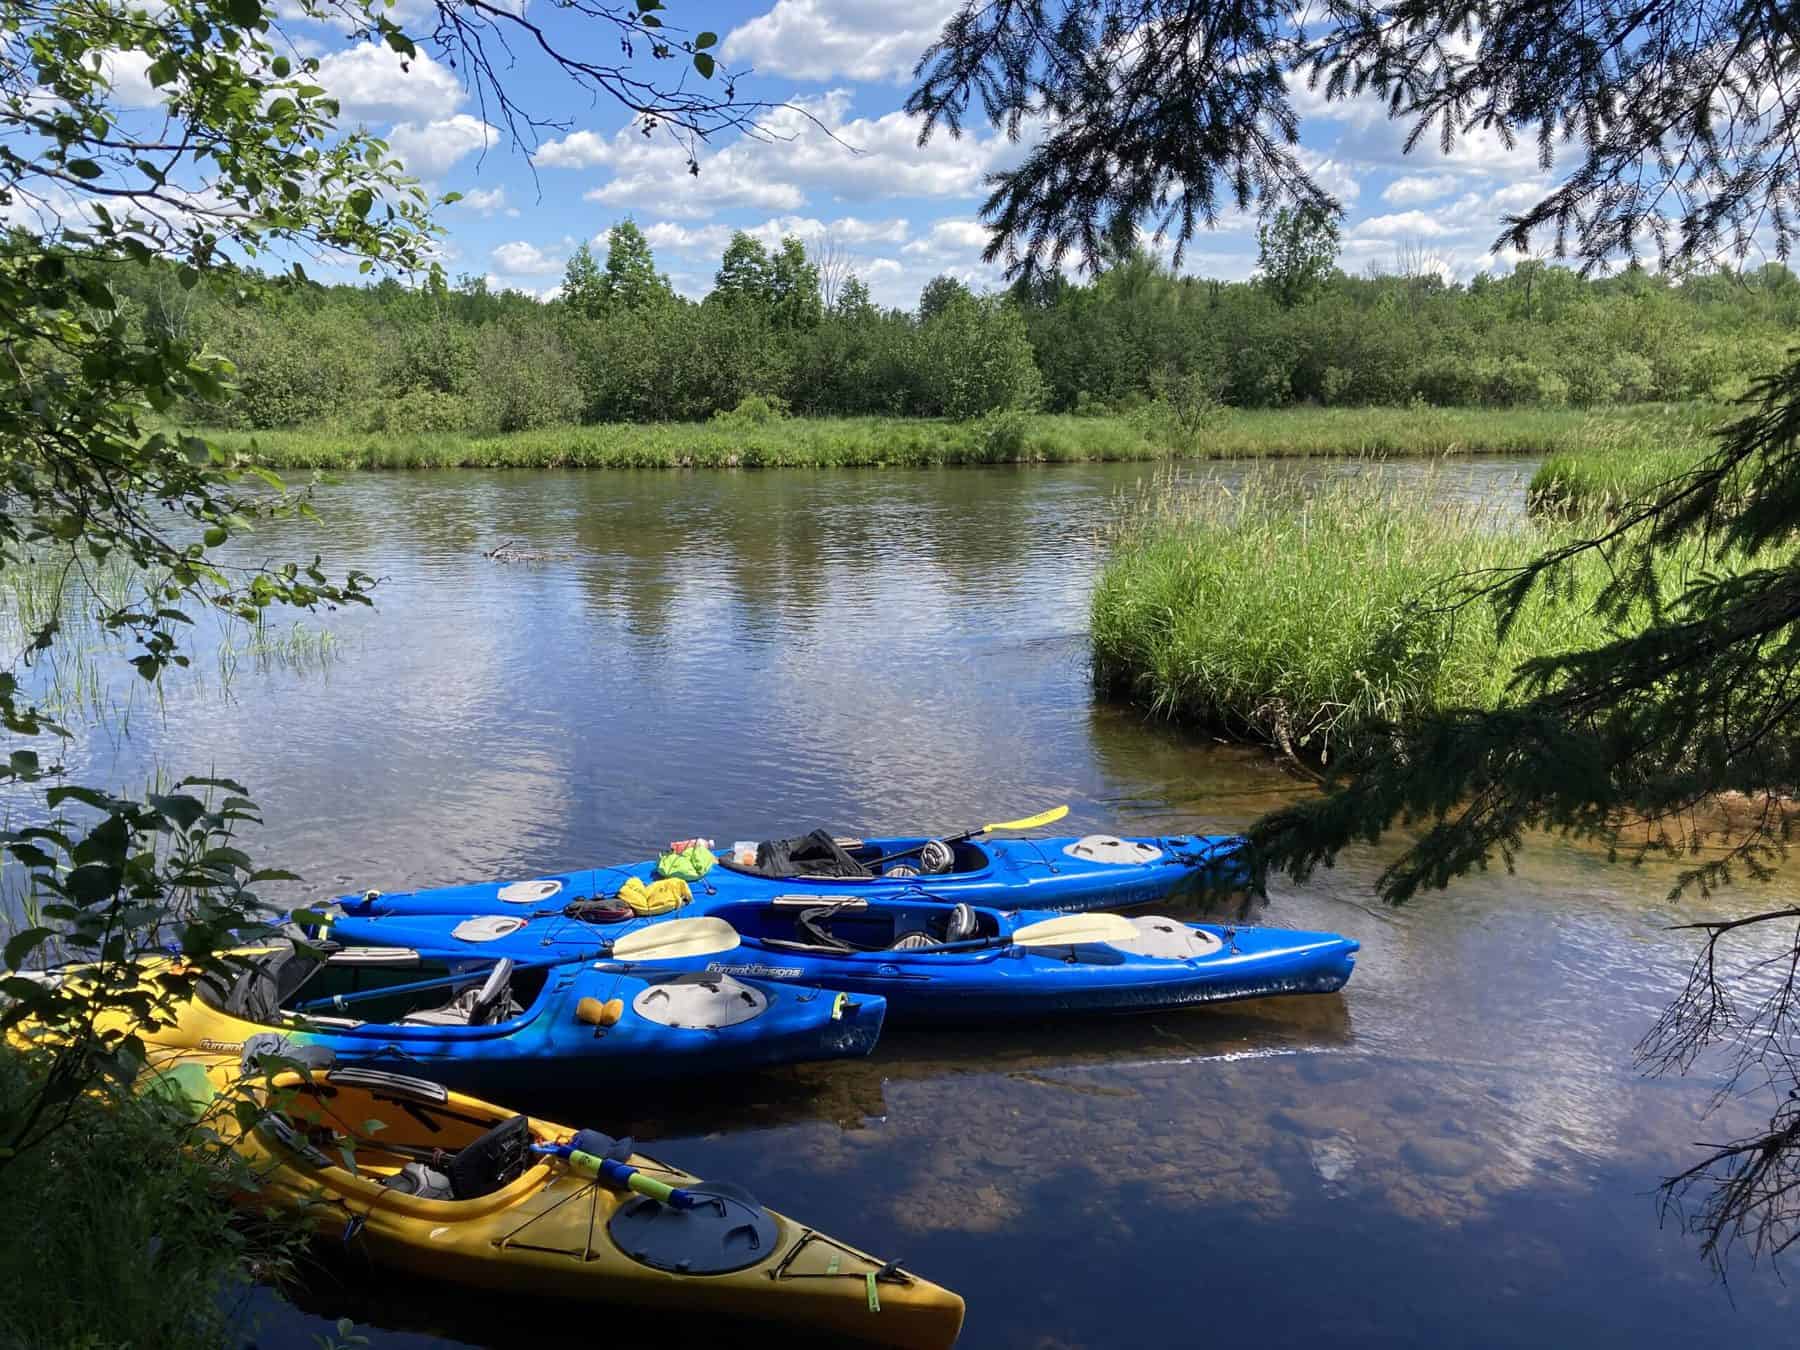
[99,50,162,109]
[491,240,566,275]
[901,218,989,258]
[534,89,1015,220]
[640,214,908,256]
[585,171,804,218]
[386,115,496,179]
[1348,209,1463,240]
[1489,178,1552,213]
[722,0,958,84]
[454,186,516,217]
[313,44,463,124]
[1296,148,1362,204]
[1382,173,1459,206]
[533,130,611,169]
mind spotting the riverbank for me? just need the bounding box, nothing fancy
[1090,472,1683,762]
[206,403,1722,471]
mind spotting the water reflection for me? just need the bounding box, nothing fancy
[6,458,1796,1346]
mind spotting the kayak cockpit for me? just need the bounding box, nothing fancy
[711,897,1000,953]
[717,829,993,882]
[241,1069,552,1202]
[200,943,552,1031]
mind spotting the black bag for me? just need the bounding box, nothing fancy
[745,829,870,879]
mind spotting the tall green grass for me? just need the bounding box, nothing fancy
[1090,468,1713,762]
[200,403,1723,472]
[1526,401,1724,511]
[1529,442,1714,513]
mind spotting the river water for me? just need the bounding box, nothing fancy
[17,458,1798,1347]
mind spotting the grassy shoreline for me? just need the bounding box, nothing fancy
[1089,469,1741,762]
[206,403,1724,472]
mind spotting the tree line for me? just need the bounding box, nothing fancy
[122,216,1800,437]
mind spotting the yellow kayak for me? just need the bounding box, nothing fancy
[156,1058,964,1349]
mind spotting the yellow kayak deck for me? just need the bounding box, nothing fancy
[169,1060,962,1349]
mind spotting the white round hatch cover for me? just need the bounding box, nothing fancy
[497,879,563,904]
[1108,915,1223,960]
[631,973,769,1029]
[1063,834,1164,865]
[452,915,527,942]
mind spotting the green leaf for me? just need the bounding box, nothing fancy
[64,862,123,903]
[65,159,103,180]
[695,30,717,48]
[228,0,261,25]
[693,52,715,78]
[47,785,112,810]
[3,927,54,971]
[203,525,227,547]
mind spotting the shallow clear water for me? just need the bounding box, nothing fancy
[14,457,1798,1347]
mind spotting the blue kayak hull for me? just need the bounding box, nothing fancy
[331,832,1251,921]
[321,902,1355,1026]
[217,958,885,1086]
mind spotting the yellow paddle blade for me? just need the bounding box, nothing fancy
[610,916,740,961]
[1010,912,1138,947]
[981,804,1069,833]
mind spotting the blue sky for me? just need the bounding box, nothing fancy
[271,1,1565,308]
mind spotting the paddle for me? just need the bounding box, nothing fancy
[533,1136,704,1209]
[605,916,738,961]
[864,804,1071,872]
[1009,912,1139,948]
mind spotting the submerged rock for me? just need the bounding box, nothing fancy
[1309,1131,1359,1191]
[1402,1136,1485,1178]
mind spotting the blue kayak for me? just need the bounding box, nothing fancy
[330,830,1251,921]
[319,897,1357,1024]
[160,940,885,1088]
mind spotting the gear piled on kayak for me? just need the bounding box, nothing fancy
[731,828,873,879]
[152,1061,965,1349]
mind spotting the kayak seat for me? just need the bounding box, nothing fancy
[377,1115,533,1202]
[399,959,517,1027]
[382,1161,454,1200]
[446,1113,533,1199]
[886,902,979,950]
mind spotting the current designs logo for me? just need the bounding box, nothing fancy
[706,962,803,979]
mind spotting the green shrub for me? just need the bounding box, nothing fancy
[361,387,480,435]
[910,295,1044,419]
[711,392,790,426]
[0,1053,301,1350]
[472,319,584,433]
[976,406,1031,459]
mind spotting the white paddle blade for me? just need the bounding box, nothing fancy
[610,916,740,960]
[1010,912,1139,947]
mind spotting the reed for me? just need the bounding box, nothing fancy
[1090,466,1721,763]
